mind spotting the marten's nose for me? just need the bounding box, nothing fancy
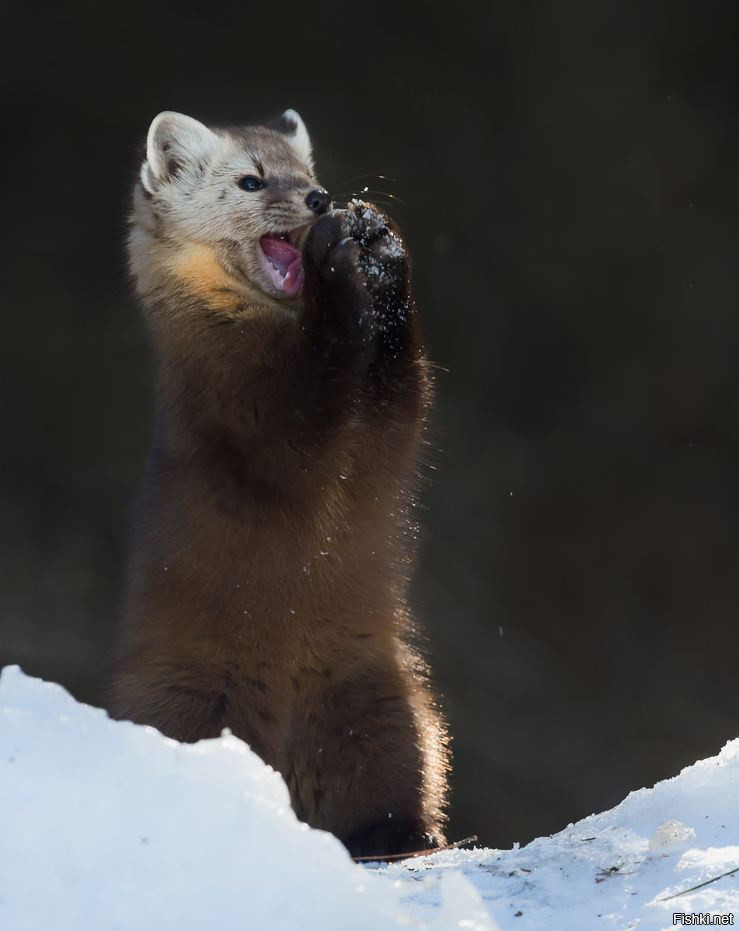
[305,189,331,215]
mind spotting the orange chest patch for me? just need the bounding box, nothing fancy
[165,243,249,312]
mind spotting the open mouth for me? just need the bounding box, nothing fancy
[259,226,309,297]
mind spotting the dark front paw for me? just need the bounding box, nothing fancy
[302,201,411,357]
[303,208,361,285]
[343,819,442,861]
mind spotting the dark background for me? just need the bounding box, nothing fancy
[3,0,739,847]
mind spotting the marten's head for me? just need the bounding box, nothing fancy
[129,110,330,307]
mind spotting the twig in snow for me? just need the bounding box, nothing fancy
[660,865,739,902]
[353,834,479,863]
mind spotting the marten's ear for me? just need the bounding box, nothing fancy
[141,111,218,193]
[277,109,313,170]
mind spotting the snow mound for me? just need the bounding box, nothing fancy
[383,737,739,928]
[0,667,493,931]
[2,665,738,930]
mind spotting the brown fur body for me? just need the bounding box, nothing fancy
[111,118,449,857]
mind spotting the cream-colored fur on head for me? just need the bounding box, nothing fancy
[131,110,322,306]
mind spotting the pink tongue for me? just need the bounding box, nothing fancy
[260,235,304,297]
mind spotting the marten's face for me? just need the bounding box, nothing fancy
[137,110,330,300]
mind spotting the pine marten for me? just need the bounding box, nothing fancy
[110,109,449,858]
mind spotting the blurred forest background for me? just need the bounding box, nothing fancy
[2,0,739,847]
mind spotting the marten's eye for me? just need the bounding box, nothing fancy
[238,175,265,192]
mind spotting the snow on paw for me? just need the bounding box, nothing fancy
[346,199,408,299]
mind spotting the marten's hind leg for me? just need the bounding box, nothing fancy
[288,656,448,859]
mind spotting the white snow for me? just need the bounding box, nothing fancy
[1,665,738,930]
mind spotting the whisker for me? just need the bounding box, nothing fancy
[332,194,396,210]
[334,188,408,208]
[424,360,451,374]
[332,171,398,188]
[363,189,407,206]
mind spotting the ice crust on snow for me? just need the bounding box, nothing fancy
[1,665,738,930]
[648,819,698,852]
